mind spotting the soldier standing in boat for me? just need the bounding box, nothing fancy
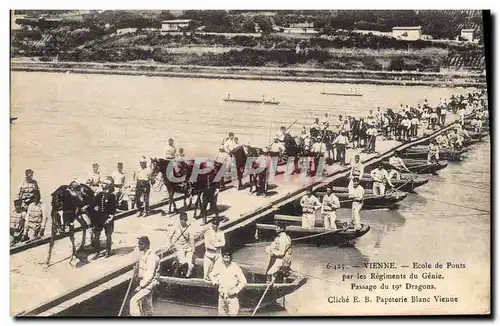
[22,190,47,241]
[91,178,116,259]
[18,169,39,213]
[203,217,225,282]
[212,250,247,316]
[265,223,292,283]
[300,189,321,229]
[388,151,412,180]
[129,236,160,317]
[370,163,394,196]
[134,157,152,217]
[321,187,341,230]
[169,212,195,278]
[86,163,102,193]
[165,138,177,160]
[427,140,440,164]
[348,177,364,230]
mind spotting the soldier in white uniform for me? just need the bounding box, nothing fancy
[349,155,365,179]
[224,132,236,153]
[18,169,40,213]
[169,212,195,278]
[388,152,412,181]
[165,138,177,159]
[212,250,247,316]
[348,177,364,230]
[110,162,126,207]
[204,218,226,281]
[321,187,341,230]
[129,236,160,316]
[299,189,321,229]
[265,224,292,282]
[86,163,101,193]
[370,163,394,196]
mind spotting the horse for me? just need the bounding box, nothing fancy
[229,145,262,190]
[150,158,195,214]
[46,183,95,266]
[150,158,225,217]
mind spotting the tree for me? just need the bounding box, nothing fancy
[254,15,273,35]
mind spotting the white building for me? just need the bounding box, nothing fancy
[460,29,475,42]
[392,26,422,40]
[161,19,191,34]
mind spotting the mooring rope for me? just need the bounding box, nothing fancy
[407,193,490,213]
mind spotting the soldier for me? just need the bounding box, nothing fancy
[370,163,394,196]
[265,223,292,283]
[164,138,177,160]
[349,154,365,180]
[169,212,195,278]
[200,177,220,225]
[134,157,151,217]
[204,217,226,282]
[321,187,341,230]
[332,131,348,166]
[86,163,101,193]
[129,236,160,316]
[300,189,321,229]
[18,169,39,212]
[10,199,25,245]
[91,178,116,259]
[348,177,364,230]
[428,141,440,164]
[224,132,236,153]
[22,191,47,241]
[212,250,247,316]
[110,162,126,208]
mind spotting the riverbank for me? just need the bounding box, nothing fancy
[11,59,486,88]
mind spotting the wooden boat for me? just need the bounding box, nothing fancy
[255,214,370,246]
[318,186,407,209]
[382,159,448,174]
[320,92,363,97]
[334,173,428,192]
[157,257,307,310]
[401,147,466,161]
[223,98,280,105]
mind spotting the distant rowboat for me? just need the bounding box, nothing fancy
[10,117,18,123]
[320,92,363,97]
[223,98,280,105]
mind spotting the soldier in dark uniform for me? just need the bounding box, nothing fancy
[200,176,220,225]
[91,178,117,259]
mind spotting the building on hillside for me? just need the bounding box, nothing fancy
[421,34,433,40]
[161,19,191,34]
[117,27,137,35]
[392,26,422,40]
[460,29,475,42]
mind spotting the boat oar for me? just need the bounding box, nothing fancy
[251,277,275,316]
[118,262,138,316]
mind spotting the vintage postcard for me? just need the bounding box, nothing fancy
[10,9,490,317]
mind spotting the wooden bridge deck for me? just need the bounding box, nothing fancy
[12,115,460,316]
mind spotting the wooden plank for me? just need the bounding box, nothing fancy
[274,215,301,223]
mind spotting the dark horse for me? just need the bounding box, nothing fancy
[150,158,224,217]
[46,183,95,266]
[229,145,263,190]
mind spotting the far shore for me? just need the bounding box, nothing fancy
[10,59,486,88]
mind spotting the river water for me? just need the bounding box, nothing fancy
[10,72,490,315]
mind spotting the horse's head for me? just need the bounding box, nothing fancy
[76,183,95,204]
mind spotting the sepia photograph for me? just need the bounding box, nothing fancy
[9,8,491,317]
